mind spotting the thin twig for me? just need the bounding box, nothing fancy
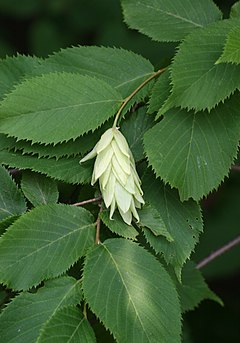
[113,67,167,128]
[95,203,103,245]
[197,235,240,269]
[72,196,102,207]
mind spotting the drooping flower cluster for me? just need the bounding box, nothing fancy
[80,127,144,224]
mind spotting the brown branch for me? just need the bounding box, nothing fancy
[95,204,103,245]
[197,235,240,269]
[72,196,103,244]
[72,196,102,207]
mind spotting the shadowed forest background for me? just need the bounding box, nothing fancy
[0,0,239,341]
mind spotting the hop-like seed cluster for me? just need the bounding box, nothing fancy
[80,127,144,224]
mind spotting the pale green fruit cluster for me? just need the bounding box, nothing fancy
[80,127,144,224]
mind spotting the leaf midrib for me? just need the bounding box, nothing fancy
[0,99,120,121]
[136,2,203,28]
[102,243,152,342]
[2,223,94,271]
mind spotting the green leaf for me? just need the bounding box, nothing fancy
[82,238,181,343]
[0,73,122,144]
[6,120,112,160]
[217,27,240,65]
[0,276,82,343]
[147,69,171,114]
[0,54,41,100]
[0,204,95,290]
[121,0,222,42]
[0,150,92,184]
[0,133,16,151]
[0,165,26,221]
[142,171,203,278]
[12,138,83,160]
[121,107,153,161]
[38,306,96,343]
[0,215,19,236]
[10,120,111,160]
[163,19,240,112]
[230,1,240,18]
[100,210,138,240]
[144,94,240,201]
[0,287,7,310]
[21,171,59,206]
[176,262,223,312]
[138,204,173,242]
[34,46,154,98]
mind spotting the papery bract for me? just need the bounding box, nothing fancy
[80,127,144,224]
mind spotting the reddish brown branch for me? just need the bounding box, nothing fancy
[95,204,103,245]
[72,196,102,207]
[197,235,240,269]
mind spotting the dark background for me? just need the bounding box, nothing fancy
[0,0,239,342]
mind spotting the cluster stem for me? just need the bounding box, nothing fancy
[113,68,167,128]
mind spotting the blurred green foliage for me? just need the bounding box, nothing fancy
[0,0,239,342]
[0,0,175,66]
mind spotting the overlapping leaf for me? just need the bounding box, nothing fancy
[12,138,85,160]
[0,133,16,151]
[144,94,240,201]
[161,19,240,113]
[230,1,240,18]
[38,306,96,343]
[121,107,153,160]
[21,171,59,206]
[0,287,7,308]
[100,210,138,240]
[217,27,240,65]
[83,238,181,343]
[33,46,154,98]
[0,54,41,100]
[0,165,26,221]
[0,150,92,184]
[0,277,82,343]
[0,204,95,290]
[175,262,222,312]
[0,73,122,144]
[138,205,173,242]
[148,69,171,114]
[5,120,111,160]
[0,215,19,236]
[121,0,222,42]
[142,171,203,278]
